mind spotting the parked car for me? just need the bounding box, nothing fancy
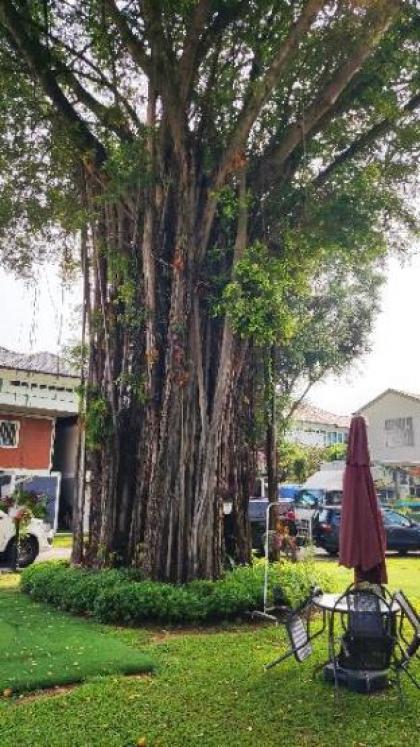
[0,510,53,567]
[291,488,343,527]
[313,506,420,556]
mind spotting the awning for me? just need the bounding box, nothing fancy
[304,469,344,491]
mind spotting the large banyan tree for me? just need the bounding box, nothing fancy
[0,1,418,580]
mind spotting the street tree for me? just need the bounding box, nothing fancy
[276,260,383,430]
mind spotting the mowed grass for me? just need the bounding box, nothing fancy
[314,554,420,602]
[0,577,153,694]
[0,558,419,747]
[52,533,73,549]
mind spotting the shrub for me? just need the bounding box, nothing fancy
[21,560,331,626]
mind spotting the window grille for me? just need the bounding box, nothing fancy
[0,420,19,447]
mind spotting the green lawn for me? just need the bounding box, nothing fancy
[0,577,153,694]
[314,555,420,602]
[0,559,419,747]
[52,533,73,549]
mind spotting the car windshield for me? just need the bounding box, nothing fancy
[382,510,411,527]
[295,491,318,508]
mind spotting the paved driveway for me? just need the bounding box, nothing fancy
[37,547,72,562]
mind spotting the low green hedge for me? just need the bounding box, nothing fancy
[21,559,331,625]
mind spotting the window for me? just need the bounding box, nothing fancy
[0,420,19,447]
[295,491,318,508]
[325,491,343,506]
[385,417,414,447]
[326,430,346,445]
[382,510,411,528]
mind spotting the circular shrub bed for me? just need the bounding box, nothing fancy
[21,559,331,625]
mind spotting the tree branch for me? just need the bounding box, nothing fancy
[255,0,401,189]
[194,0,250,71]
[179,0,212,102]
[215,0,326,186]
[104,0,152,77]
[197,0,326,258]
[57,65,134,142]
[40,28,143,129]
[313,92,420,188]
[0,0,106,165]
[143,2,190,162]
[283,380,314,427]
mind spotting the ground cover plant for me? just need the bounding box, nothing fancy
[21,559,331,625]
[1,560,419,747]
[0,579,153,694]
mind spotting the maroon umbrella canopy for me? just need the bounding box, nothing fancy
[339,415,387,584]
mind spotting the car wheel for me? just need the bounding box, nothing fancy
[397,549,408,556]
[326,549,338,556]
[6,535,39,568]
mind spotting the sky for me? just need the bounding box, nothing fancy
[0,265,82,357]
[1,251,420,416]
[310,251,420,414]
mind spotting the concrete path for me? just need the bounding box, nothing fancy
[37,547,72,562]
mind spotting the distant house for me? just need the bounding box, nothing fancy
[357,389,420,466]
[0,347,80,528]
[286,401,350,448]
[357,389,420,498]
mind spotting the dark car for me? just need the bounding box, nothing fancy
[313,507,420,556]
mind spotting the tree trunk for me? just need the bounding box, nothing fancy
[265,345,278,508]
[73,157,253,582]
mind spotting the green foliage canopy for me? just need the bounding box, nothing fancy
[0,0,418,280]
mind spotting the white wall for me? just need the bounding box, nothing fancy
[360,391,420,465]
[0,370,79,416]
[287,422,348,447]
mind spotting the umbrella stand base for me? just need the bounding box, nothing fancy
[323,663,389,693]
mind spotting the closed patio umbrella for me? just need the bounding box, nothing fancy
[339,415,387,585]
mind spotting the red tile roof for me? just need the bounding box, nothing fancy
[293,401,350,429]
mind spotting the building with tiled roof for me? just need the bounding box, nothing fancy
[286,401,350,448]
[293,402,350,429]
[0,348,80,531]
[0,347,75,378]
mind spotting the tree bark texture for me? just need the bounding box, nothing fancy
[76,132,253,580]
